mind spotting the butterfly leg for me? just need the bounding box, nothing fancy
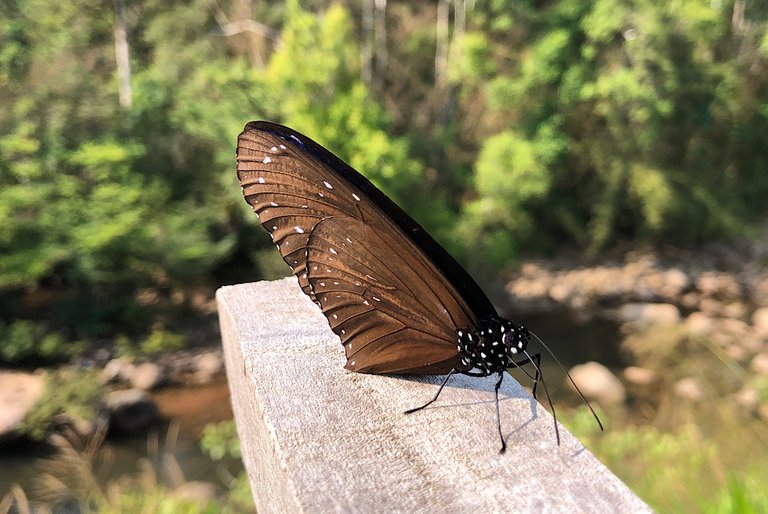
[511,353,542,399]
[404,369,456,414]
[494,371,507,454]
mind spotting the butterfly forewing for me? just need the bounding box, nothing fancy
[236,122,483,374]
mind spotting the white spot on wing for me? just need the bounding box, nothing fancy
[330,248,338,255]
[323,181,333,189]
[258,177,265,183]
[263,156,272,164]
[295,226,305,234]
[352,193,361,201]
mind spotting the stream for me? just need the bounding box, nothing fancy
[0,380,240,498]
[0,312,625,499]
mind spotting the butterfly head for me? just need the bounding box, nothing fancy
[457,318,530,376]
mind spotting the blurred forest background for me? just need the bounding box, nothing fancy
[3,0,768,352]
[2,0,768,512]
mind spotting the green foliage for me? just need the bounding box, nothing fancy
[115,328,186,357]
[566,408,768,513]
[0,320,81,363]
[462,0,768,257]
[97,489,218,514]
[449,32,495,85]
[222,472,256,514]
[19,369,103,441]
[200,420,254,513]
[2,0,768,349]
[255,2,424,205]
[200,420,241,461]
[704,475,768,514]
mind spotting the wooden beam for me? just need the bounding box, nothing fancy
[217,277,651,513]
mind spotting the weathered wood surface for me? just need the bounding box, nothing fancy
[217,277,651,513]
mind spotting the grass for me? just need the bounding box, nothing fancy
[562,322,768,513]
[0,423,253,514]
[18,368,104,441]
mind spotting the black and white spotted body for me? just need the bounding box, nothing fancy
[457,318,530,376]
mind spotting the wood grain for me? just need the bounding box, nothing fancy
[217,277,651,513]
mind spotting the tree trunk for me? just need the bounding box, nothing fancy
[113,0,132,110]
[373,0,387,92]
[362,0,373,85]
[435,0,449,92]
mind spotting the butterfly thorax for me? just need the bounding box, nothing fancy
[456,318,530,376]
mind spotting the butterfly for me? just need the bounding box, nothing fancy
[236,121,601,452]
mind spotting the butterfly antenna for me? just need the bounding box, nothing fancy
[529,330,604,432]
[522,349,560,445]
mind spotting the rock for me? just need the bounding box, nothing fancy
[752,276,768,307]
[548,282,575,304]
[734,386,759,413]
[751,353,768,375]
[753,307,768,338]
[725,344,748,362]
[681,292,700,310]
[696,272,742,300]
[741,336,763,354]
[685,312,715,336]
[105,389,157,432]
[101,358,134,384]
[722,302,746,319]
[193,352,223,384]
[699,298,724,316]
[623,366,657,386]
[520,262,545,277]
[673,377,704,402]
[567,362,626,405]
[615,303,680,327]
[173,481,219,504]
[0,371,45,442]
[759,402,768,423]
[660,268,691,298]
[505,278,552,311]
[720,318,750,337]
[129,362,165,391]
